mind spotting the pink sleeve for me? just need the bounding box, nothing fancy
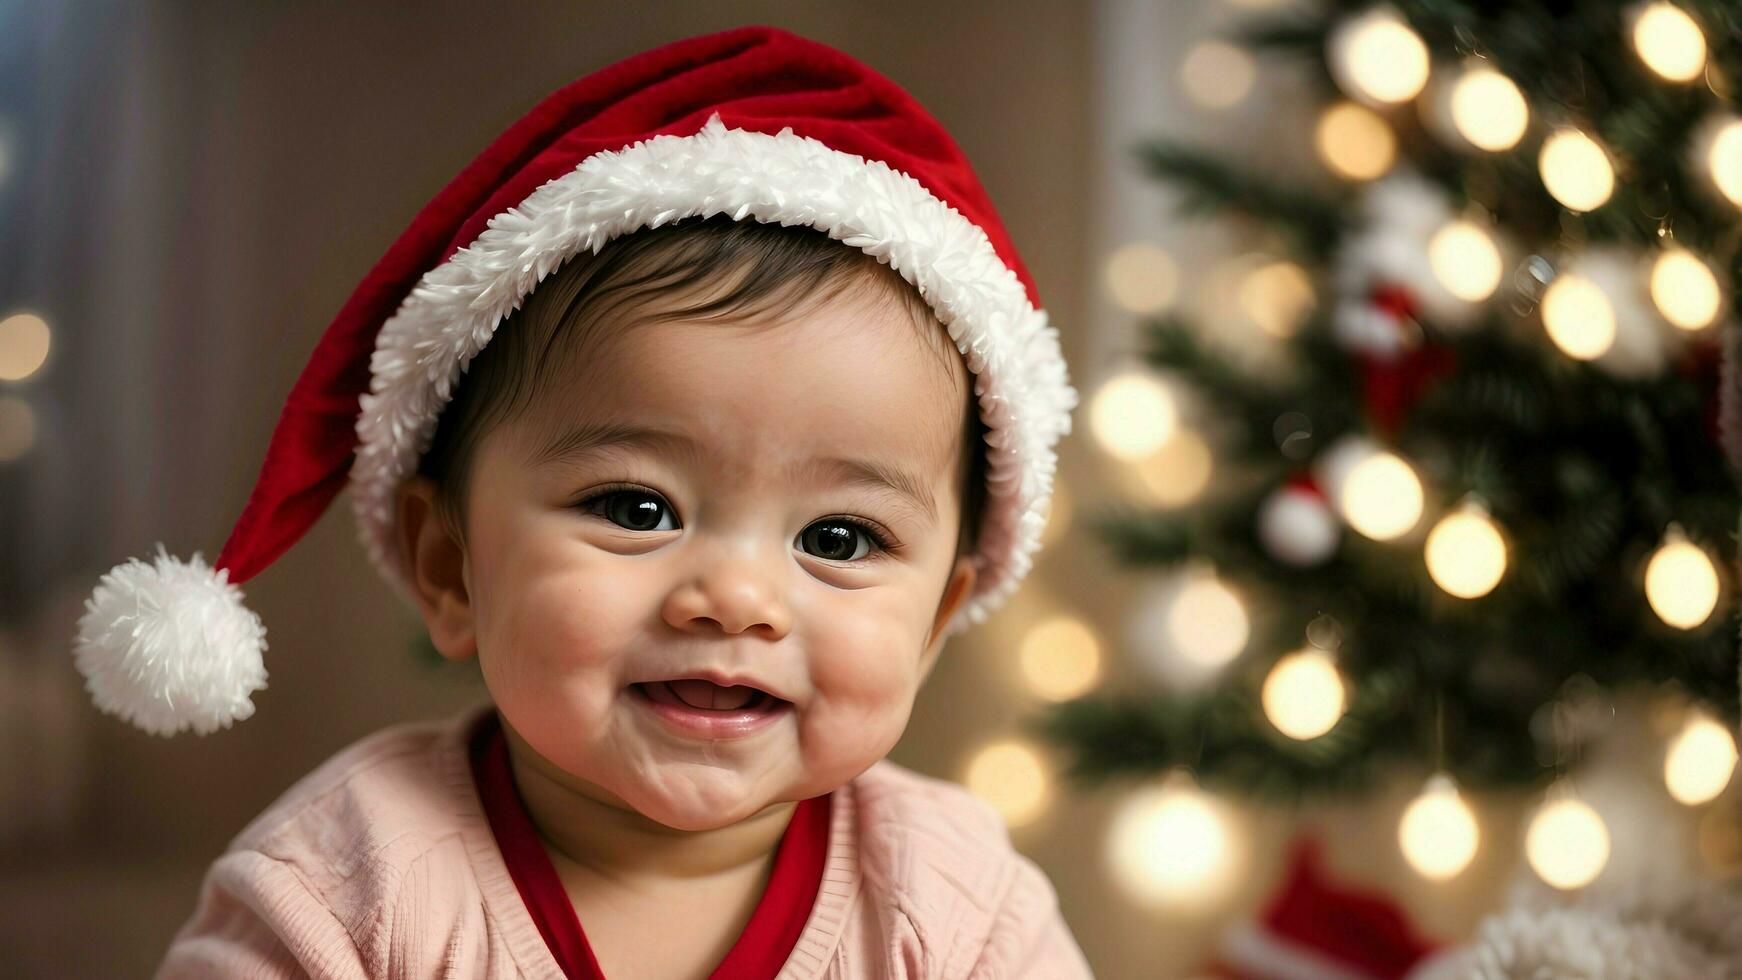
[154,849,370,980]
[968,855,1096,979]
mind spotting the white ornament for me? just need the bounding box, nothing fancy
[1558,248,1676,379]
[1333,173,1500,355]
[1257,484,1340,566]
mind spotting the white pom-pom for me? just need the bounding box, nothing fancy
[73,543,268,736]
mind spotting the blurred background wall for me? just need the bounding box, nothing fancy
[7,1,1736,977]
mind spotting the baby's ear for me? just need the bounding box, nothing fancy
[394,475,478,662]
[920,555,979,680]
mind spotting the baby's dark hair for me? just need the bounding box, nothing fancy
[414,213,989,561]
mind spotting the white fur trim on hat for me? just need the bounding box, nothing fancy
[72,543,269,736]
[351,112,1075,636]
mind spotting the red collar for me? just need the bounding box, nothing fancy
[469,711,832,979]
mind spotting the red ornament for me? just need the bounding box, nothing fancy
[1350,284,1457,438]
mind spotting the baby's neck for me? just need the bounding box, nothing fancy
[500,719,796,884]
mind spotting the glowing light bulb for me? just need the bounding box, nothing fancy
[1399,773,1480,880]
[1105,242,1179,315]
[1262,648,1347,740]
[1134,429,1214,507]
[1428,221,1504,302]
[0,312,51,382]
[1019,616,1103,702]
[1650,247,1722,331]
[1645,533,1721,629]
[1449,65,1529,151]
[0,397,36,463]
[1166,572,1250,667]
[1180,41,1256,109]
[1107,773,1239,910]
[1633,3,1707,83]
[1315,101,1396,181]
[964,740,1051,827]
[1711,119,1742,209]
[1239,261,1316,338]
[1665,711,1738,806]
[1526,794,1609,890]
[1090,371,1176,461]
[1425,506,1508,599]
[1328,8,1430,105]
[1338,450,1424,541]
[1540,273,1617,360]
[1539,129,1615,212]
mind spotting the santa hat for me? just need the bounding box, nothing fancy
[72,25,1076,736]
[1206,835,1453,980]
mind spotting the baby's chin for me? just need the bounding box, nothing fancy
[612,763,808,831]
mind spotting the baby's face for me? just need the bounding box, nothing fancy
[457,285,977,831]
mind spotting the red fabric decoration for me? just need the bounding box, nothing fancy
[1353,284,1455,439]
[213,24,1038,586]
[1676,336,1725,449]
[469,710,831,979]
[1204,834,1442,980]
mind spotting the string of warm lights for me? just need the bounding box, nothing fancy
[962,1,1742,910]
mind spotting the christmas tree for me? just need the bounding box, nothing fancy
[1041,0,1742,821]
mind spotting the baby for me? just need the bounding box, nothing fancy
[74,25,1088,980]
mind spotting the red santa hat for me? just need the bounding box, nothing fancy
[72,25,1076,736]
[1207,835,1455,980]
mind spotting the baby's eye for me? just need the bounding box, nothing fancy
[580,489,678,532]
[798,519,891,563]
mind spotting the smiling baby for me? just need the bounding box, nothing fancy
[76,25,1089,980]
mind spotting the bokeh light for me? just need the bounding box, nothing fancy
[1238,261,1317,338]
[1166,571,1250,668]
[1107,773,1241,910]
[0,397,37,463]
[0,312,52,382]
[1019,616,1103,702]
[1449,65,1529,151]
[1180,41,1256,110]
[1632,3,1707,83]
[1338,450,1424,541]
[1538,129,1615,212]
[1650,247,1721,331]
[1645,533,1720,630]
[1428,221,1503,302]
[1261,648,1347,740]
[1425,506,1508,599]
[1665,711,1738,806]
[1105,242,1179,315]
[1133,429,1214,507]
[964,740,1051,827]
[1711,119,1742,208]
[1315,101,1396,181]
[1090,371,1176,461]
[1540,272,1617,360]
[1526,794,1610,890]
[1328,8,1431,105]
[1399,773,1480,880]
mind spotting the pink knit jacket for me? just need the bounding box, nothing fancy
[154,703,1096,979]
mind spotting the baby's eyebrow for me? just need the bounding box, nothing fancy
[529,420,938,524]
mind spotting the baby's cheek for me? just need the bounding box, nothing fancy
[800,612,924,765]
[480,563,636,718]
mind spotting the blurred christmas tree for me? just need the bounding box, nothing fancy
[1041,0,1742,814]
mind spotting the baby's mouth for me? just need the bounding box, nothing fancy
[632,679,784,713]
